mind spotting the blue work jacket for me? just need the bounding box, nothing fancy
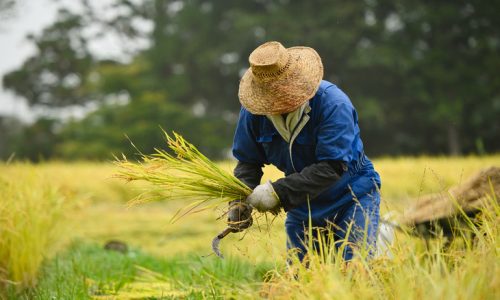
[232,80,381,222]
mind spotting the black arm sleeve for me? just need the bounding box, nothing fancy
[271,160,346,211]
[233,161,264,190]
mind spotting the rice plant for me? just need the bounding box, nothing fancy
[114,131,253,222]
[3,156,498,299]
[0,169,68,294]
[259,192,499,300]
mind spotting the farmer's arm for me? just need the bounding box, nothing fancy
[228,107,265,228]
[273,93,355,211]
[272,160,346,210]
[234,161,263,189]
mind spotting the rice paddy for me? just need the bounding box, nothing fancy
[1,155,499,299]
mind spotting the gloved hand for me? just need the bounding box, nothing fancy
[227,201,253,232]
[246,180,281,213]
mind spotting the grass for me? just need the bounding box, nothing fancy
[14,241,272,299]
[0,155,498,299]
[0,169,69,295]
[261,193,499,299]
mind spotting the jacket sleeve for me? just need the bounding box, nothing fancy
[271,160,346,211]
[233,160,263,190]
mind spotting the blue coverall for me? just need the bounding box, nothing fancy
[232,80,381,261]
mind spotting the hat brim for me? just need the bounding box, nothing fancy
[238,46,323,115]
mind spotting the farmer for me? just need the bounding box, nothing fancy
[228,41,381,262]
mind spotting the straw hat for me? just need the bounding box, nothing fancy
[238,41,323,115]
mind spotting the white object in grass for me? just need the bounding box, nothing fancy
[377,214,396,258]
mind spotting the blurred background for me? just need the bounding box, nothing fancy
[0,0,499,162]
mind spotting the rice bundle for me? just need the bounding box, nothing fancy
[114,131,253,222]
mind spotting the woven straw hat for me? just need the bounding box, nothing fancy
[238,41,323,115]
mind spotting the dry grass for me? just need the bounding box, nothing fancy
[259,192,500,299]
[0,169,69,292]
[0,155,498,298]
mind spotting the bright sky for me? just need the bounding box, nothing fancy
[0,0,128,122]
[0,0,61,121]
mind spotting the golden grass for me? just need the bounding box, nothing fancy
[259,193,500,299]
[0,155,498,298]
[0,169,69,291]
[2,156,497,259]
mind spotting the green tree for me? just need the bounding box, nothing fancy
[3,9,95,107]
[3,0,499,161]
[381,0,500,155]
[56,91,233,160]
[10,118,60,162]
[0,116,22,160]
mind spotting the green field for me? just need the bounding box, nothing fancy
[1,156,499,299]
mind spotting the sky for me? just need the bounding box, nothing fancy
[0,0,125,122]
[0,0,62,121]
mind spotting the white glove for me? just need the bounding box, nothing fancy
[246,180,280,212]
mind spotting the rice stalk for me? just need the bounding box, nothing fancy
[0,170,68,293]
[114,131,253,222]
[260,187,499,300]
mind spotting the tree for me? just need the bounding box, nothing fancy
[56,91,233,160]
[0,116,22,160]
[3,9,95,108]
[0,0,16,21]
[380,0,500,155]
[3,0,499,160]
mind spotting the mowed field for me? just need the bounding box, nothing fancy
[1,156,499,299]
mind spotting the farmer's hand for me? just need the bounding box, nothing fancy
[246,180,280,213]
[227,201,253,232]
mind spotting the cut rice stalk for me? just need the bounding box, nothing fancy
[114,130,253,222]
